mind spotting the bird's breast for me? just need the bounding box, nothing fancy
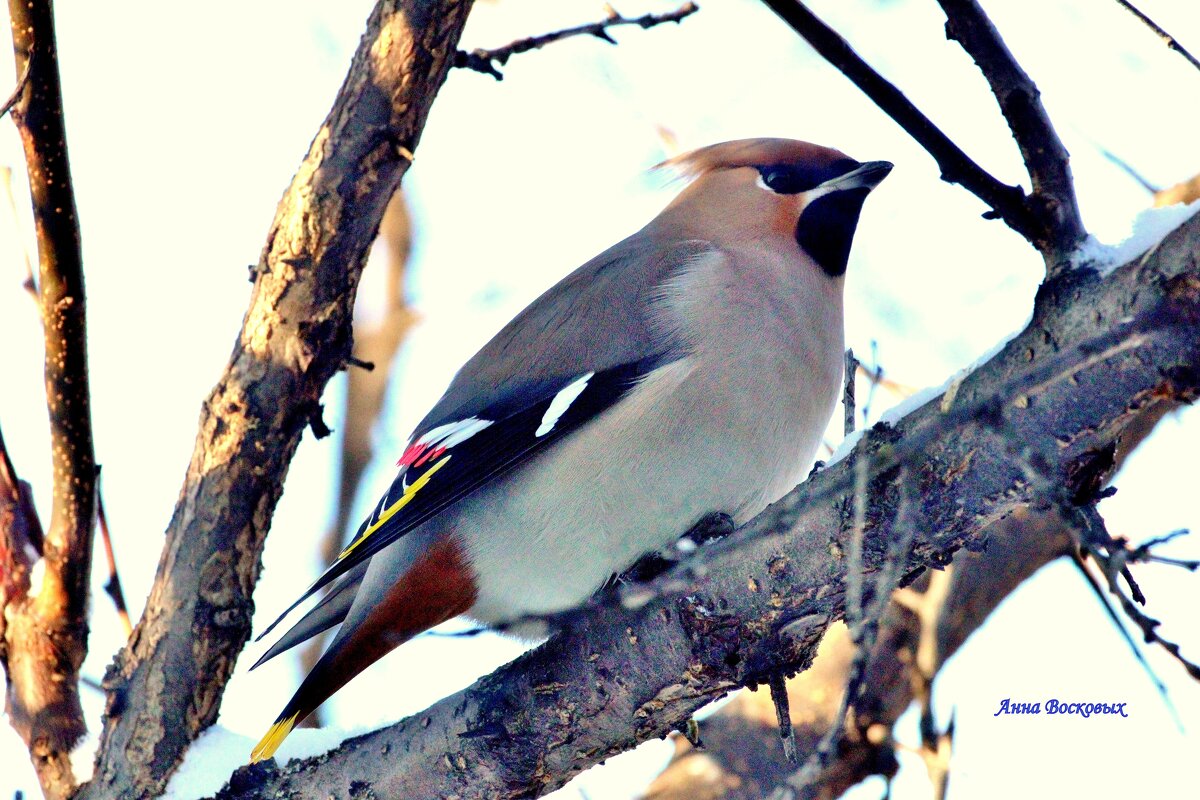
[456,245,844,630]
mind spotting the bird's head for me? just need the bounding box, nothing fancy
[659,138,892,277]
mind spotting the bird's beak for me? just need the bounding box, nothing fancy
[819,160,894,193]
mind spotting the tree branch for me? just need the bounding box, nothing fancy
[455,2,700,80]
[3,0,95,795]
[1114,0,1200,74]
[212,212,1200,799]
[758,0,1050,258]
[937,0,1086,270]
[74,2,475,798]
[643,508,1073,799]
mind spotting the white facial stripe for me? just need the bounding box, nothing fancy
[536,372,595,437]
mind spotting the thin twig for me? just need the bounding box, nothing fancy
[95,468,132,638]
[0,45,31,119]
[843,349,856,436]
[1074,506,1200,681]
[758,0,1046,251]
[1095,145,1160,195]
[455,2,699,80]
[1069,550,1177,721]
[768,673,797,764]
[937,0,1086,267]
[0,166,37,298]
[1114,0,1200,73]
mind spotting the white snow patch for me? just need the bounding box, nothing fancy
[162,723,369,800]
[70,730,97,783]
[1072,199,1200,276]
[826,427,866,467]
[828,322,1030,467]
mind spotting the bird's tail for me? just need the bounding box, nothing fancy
[250,534,478,762]
[250,637,365,763]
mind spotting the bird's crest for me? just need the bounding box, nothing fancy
[656,138,851,180]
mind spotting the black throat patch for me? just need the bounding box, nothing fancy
[794,188,870,277]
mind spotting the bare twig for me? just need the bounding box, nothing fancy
[937,0,1086,267]
[95,468,132,638]
[1114,0,1200,73]
[767,673,797,764]
[4,0,95,795]
[1069,550,1173,707]
[455,2,699,80]
[1095,145,1160,195]
[0,166,38,297]
[0,46,31,119]
[1074,507,1200,681]
[842,349,856,436]
[759,0,1047,253]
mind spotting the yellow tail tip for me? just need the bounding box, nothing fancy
[250,712,299,763]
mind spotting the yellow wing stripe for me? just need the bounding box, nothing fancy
[250,711,300,763]
[338,455,452,561]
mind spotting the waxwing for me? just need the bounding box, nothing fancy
[251,138,892,761]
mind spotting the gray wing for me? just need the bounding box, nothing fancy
[416,235,714,433]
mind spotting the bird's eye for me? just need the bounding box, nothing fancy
[757,166,811,194]
[756,158,861,195]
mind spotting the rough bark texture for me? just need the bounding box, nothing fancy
[3,1,95,797]
[642,509,1075,800]
[210,215,1200,799]
[76,3,474,798]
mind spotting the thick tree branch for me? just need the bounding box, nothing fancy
[3,0,95,796]
[758,0,1054,260]
[213,213,1200,799]
[455,2,700,80]
[937,0,1085,270]
[75,2,475,798]
[642,507,1073,799]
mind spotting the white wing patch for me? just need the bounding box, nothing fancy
[398,416,493,469]
[536,372,594,437]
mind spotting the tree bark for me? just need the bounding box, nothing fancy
[75,3,474,798]
[3,1,94,796]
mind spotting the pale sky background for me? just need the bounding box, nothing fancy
[1,1,1198,798]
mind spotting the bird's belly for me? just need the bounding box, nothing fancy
[455,355,835,631]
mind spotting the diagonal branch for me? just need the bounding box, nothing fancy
[937,0,1086,269]
[1114,0,1200,74]
[3,0,95,796]
[455,2,700,80]
[74,2,476,798]
[211,211,1200,799]
[758,0,1050,259]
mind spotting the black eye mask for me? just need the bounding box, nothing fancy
[756,157,860,194]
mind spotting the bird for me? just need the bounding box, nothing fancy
[250,138,892,762]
